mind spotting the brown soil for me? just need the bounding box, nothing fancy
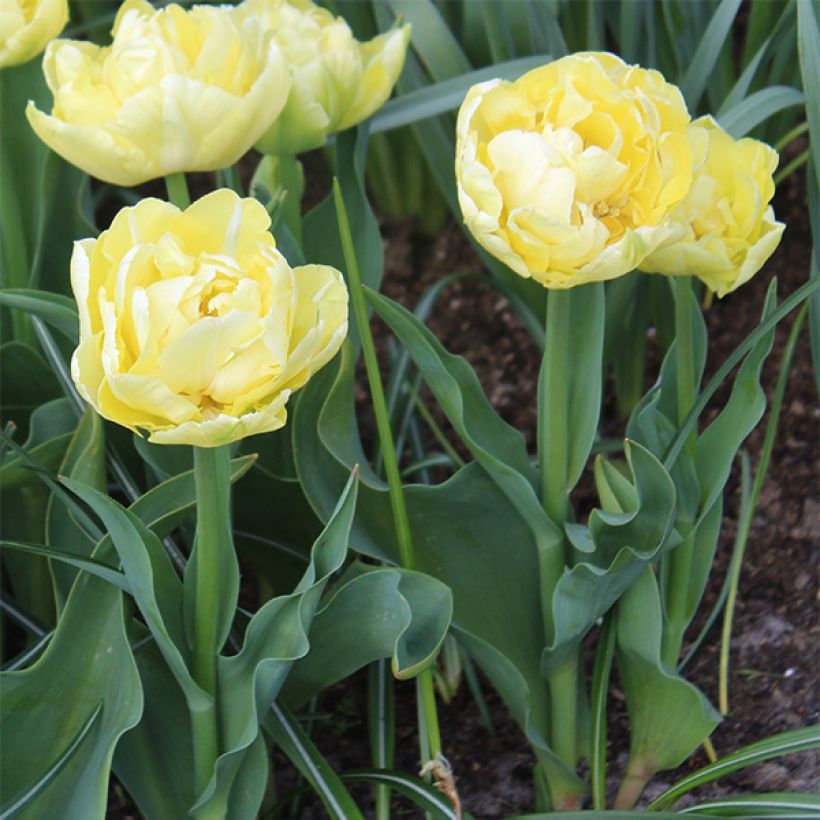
[270,153,818,817]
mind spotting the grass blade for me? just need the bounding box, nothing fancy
[646,726,820,810]
[340,769,460,819]
[718,86,805,138]
[682,792,820,816]
[266,702,365,820]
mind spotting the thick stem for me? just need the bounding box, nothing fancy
[191,445,231,795]
[614,757,655,810]
[539,289,571,523]
[333,179,442,762]
[537,289,580,801]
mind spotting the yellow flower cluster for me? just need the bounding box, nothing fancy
[71,190,348,446]
[25,0,410,184]
[455,53,783,295]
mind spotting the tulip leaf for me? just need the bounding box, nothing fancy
[0,398,76,489]
[46,408,107,609]
[616,568,721,780]
[680,0,742,111]
[60,478,204,709]
[797,0,820,193]
[695,280,777,512]
[281,563,452,706]
[0,540,129,592]
[0,343,61,440]
[543,441,677,674]
[0,548,142,818]
[385,0,471,80]
[718,86,805,139]
[364,287,560,548]
[189,471,359,820]
[0,289,79,345]
[564,282,606,490]
[293,356,577,787]
[369,55,553,134]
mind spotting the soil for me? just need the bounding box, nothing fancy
[267,145,818,818]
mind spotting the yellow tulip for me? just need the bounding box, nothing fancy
[642,116,785,297]
[70,189,348,447]
[26,0,291,186]
[240,0,411,156]
[0,0,67,67]
[455,52,694,289]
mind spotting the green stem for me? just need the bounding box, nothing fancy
[539,289,571,523]
[672,276,696,438]
[191,445,230,795]
[165,172,191,209]
[537,289,581,807]
[333,179,442,760]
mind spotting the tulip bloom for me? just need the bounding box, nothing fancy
[26,0,291,186]
[456,52,694,289]
[70,190,348,446]
[642,116,785,297]
[241,0,411,156]
[0,0,67,67]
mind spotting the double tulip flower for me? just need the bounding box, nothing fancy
[13,0,411,446]
[456,52,784,296]
[25,0,410,185]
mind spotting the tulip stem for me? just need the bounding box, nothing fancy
[537,289,581,807]
[165,173,191,210]
[191,445,232,796]
[333,179,443,764]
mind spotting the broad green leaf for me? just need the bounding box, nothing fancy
[112,637,197,820]
[386,0,471,80]
[550,282,605,491]
[190,472,359,820]
[0,703,103,817]
[265,702,365,820]
[0,290,79,345]
[616,569,720,784]
[281,563,451,706]
[546,441,677,672]
[292,356,576,789]
[60,478,204,709]
[46,409,106,608]
[0,553,142,818]
[369,55,552,134]
[647,726,820,810]
[365,288,559,548]
[696,281,777,511]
